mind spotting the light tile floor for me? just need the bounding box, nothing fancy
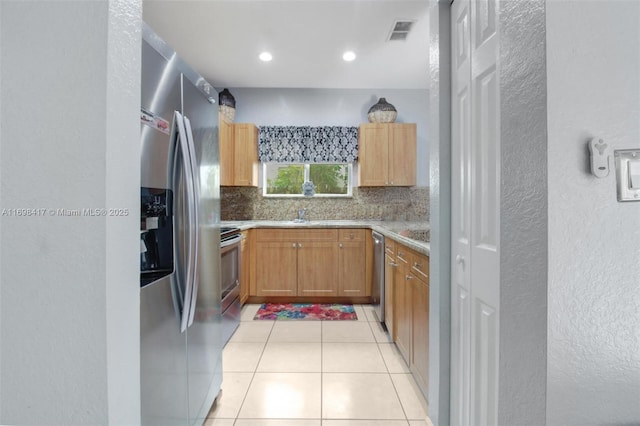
[206,304,433,426]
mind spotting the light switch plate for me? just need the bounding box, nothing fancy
[614,149,640,202]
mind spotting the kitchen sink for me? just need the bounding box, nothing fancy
[285,220,320,225]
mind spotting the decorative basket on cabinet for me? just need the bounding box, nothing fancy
[218,88,236,122]
[367,97,397,123]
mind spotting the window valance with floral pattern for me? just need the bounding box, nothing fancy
[258,126,358,163]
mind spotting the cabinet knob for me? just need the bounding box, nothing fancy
[292,243,297,248]
[298,243,303,248]
[406,275,413,281]
[339,243,343,248]
[414,262,421,269]
[389,262,398,267]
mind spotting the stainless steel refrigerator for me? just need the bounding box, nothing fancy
[139,23,222,426]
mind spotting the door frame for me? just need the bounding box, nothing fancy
[426,2,453,425]
[428,1,548,425]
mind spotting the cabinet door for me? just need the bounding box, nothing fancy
[255,241,297,296]
[389,123,417,186]
[338,240,366,296]
[240,230,251,304]
[233,123,258,186]
[411,276,429,392]
[219,117,234,186]
[297,242,339,297]
[358,123,389,186]
[394,252,411,362]
[384,251,396,338]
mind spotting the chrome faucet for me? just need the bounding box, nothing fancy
[297,208,307,222]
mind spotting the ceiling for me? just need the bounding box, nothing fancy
[142,0,429,90]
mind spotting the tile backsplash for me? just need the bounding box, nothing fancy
[221,186,429,222]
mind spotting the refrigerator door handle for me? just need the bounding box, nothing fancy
[183,115,200,328]
[173,111,197,333]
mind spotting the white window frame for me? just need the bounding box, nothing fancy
[262,163,353,198]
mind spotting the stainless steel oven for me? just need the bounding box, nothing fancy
[220,227,242,345]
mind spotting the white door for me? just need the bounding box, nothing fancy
[451,0,500,424]
[451,0,471,424]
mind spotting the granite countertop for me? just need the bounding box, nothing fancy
[221,220,430,256]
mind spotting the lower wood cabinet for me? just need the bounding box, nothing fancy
[384,239,396,339]
[247,226,428,390]
[254,229,339,297]
[411,272,429,391]
[255,241,299,296]
[253,228,368,299]
[239,230,252,304]
[394,246,412,362]
[297,241,339,297]
[390,241,430,393]
[338,229,366,296]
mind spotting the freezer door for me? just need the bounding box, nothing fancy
[182,75,223,424]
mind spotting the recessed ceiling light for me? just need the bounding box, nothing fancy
[259,52,273,62]
[342,51,356,62]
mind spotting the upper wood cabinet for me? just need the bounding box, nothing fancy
[358,123,417,187]
[219,117,259,186]
[233,123,259,186]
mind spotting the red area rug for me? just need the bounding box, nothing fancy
[254,303,357,320]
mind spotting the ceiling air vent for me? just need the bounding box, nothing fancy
[388,20,415,41]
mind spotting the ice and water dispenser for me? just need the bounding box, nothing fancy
[140,187,174,287]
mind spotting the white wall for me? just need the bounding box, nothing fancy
[228,87,430,186]
[0,1,141,424]
[547,1,640,424]
[498,1,548,425]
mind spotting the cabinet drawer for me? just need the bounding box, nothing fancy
[256,228,338,242]
[410,252,429,282]
[396,245,410,266]
[338,229,365,241]
[385,239,396,256]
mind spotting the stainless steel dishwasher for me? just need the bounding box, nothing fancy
[371,231,385,325]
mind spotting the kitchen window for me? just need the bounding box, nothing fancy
[263,163,353,197]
